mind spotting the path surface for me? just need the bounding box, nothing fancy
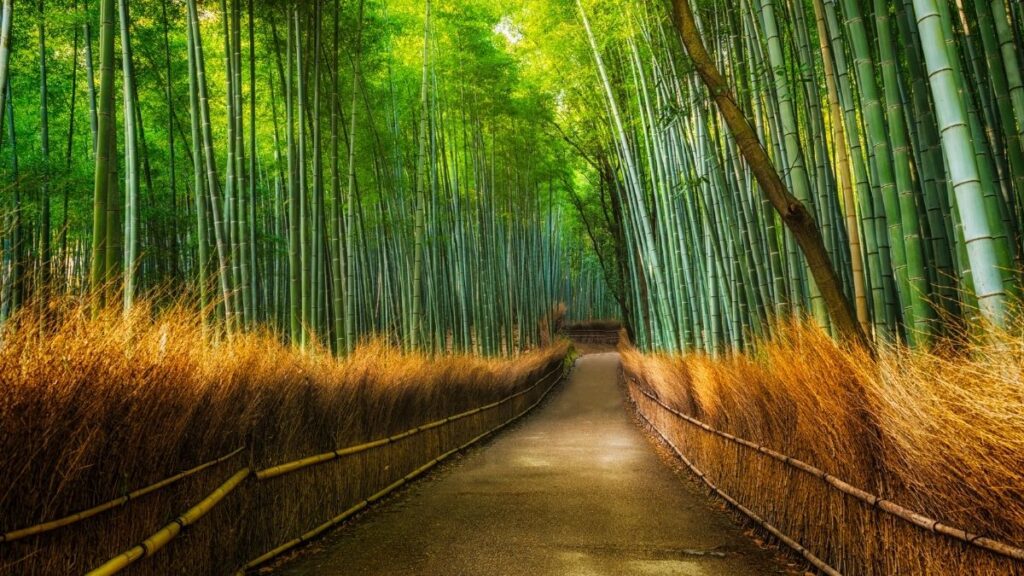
[274,353,787,575]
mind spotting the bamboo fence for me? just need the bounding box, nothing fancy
[0,447,244,544]
[560,328,620,345]
[236,365,565,573]
[87,469,253,576]
[12,359,567,576]
[633,406,841,576]
[624,372,1024,575]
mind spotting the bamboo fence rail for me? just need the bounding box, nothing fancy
[626,376,1024,564]
[0,446,244,544]
[633,405,841,576]
[78,361,567,576]
[236,365,565,573]
[254,363,562,481]
[85,468,252,576]
[561,329,620,344]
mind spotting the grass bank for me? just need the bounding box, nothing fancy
[0,302,570,575]
[621,320,1024,575]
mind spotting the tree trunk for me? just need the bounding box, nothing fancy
[669,0,871,351]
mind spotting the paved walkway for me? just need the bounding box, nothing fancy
[274,353,787,575]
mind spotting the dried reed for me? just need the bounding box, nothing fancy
[0,300,569,575]
[621,320,1024,575]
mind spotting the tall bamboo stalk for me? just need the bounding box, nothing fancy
[913,0,1007,326]
[89,0,116,305]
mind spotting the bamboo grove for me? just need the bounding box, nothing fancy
[0,0,619,355]
[565,0,1024,352]
[7,0,1023,358]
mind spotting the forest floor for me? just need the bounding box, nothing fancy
[270,352,793,575]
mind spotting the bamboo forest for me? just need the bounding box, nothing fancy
[2,0,1023,574]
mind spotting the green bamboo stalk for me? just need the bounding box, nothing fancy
[329,0,343,353]
[874,0,934,343]
[410,0,430,351]
[296,9,310,347]
[912,0,1007,327]
[119,0,139,311]
[90,0,116,305]
[38,0,51,306]
[812,0,869,333]
[233,0,252,328]
[0,0,12,138]
[187,0,234,328]
[671,0,870,349]
[346,0,366,354]
[283,13,300,345]
[186,6,208,326]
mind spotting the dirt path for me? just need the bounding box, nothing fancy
[273,353,789,575]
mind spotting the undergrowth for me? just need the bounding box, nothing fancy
[621,319,1024,574]
[0,300,568,574]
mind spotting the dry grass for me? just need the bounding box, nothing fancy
[621,320,1024,574]
[0,300,569,575]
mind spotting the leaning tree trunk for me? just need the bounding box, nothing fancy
[810,0,869,334]
[669,0,871,351]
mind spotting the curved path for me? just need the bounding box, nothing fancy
[274,353,788,575]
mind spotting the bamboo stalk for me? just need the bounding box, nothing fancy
[684,0,869,349]
[255,363,562,480]
[85,467,252,576]
[628,378,1024,562]
[0,447,243,543]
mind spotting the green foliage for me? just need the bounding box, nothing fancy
[0,0,619,346]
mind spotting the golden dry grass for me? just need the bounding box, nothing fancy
[0,300,569,575]
[621,320,1024,574]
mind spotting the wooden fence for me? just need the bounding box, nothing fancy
[1,358,569,575]
[624,371,1024,575]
